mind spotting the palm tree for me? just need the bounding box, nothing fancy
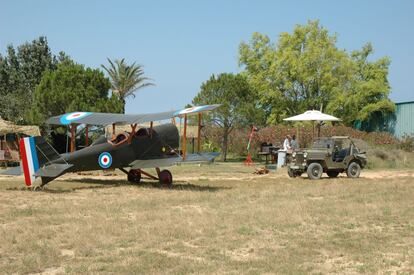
[101,58,154,113]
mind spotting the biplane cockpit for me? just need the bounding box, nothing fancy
[110,132,129,145]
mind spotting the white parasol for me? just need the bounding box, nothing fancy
[283,110,340,122]
[283,110,340,138]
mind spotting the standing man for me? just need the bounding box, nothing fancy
[281,135,292,166]
[291,134,298,150]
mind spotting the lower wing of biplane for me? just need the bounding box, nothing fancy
[129,152,220,169]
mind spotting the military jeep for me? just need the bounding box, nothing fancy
[288,136,367,180]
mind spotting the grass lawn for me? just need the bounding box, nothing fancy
[0,163,413,274]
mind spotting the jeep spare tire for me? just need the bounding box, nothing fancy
[346,162,361,178]
[307,162,323,180]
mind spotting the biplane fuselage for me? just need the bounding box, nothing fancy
[60,123,179,173]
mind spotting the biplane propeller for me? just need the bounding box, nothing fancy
[2,105,220,188]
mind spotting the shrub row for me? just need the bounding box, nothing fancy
[202,124,413,157]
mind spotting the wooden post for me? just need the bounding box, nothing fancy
[70,124,76,152]
[182,114,187,160]
[85,125,89,147]
[197,113,202,153]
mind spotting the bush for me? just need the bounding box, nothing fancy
[202,124,414,164]
[399,134,414,152]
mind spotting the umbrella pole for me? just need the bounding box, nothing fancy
[312,121,315,140]
[296,125,299,147]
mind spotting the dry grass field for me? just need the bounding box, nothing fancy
[0,163,413,274]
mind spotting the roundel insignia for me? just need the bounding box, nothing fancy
[98,152,112,169]
[174,106,204,116]
[60,112,92,125]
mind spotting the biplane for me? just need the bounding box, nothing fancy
[2,104,220,188]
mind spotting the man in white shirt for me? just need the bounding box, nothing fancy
[283,135,292,151]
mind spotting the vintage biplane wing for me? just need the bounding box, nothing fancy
[45,104,220,126]
[129,152,220,169]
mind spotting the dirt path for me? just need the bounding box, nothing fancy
[1,168,413,183]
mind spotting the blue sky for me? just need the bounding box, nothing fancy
[1,0,413,114]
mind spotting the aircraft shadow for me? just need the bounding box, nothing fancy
[52,178,230,192]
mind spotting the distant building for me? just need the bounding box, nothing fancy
[354,101,414,138]
[389,101,414,138]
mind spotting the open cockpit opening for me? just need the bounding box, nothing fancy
[110,132,129,145]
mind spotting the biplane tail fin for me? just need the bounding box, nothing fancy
[19,137,40,186]
[19,136,62,187]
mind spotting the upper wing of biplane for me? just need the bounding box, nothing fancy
[45,104,220,126]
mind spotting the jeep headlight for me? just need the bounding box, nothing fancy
[303,152,308,158]
[292,152,296,158]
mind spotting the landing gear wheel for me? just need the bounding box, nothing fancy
[307,162,323,180]
[33,186,43,191]
[327,171,339,178]
[346,162,361,178]
[127,169,141,183]
[158,170,173,187]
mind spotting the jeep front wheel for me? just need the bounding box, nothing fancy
[346,162,361,178]
[288,168,296,178]
[307,163,323,180]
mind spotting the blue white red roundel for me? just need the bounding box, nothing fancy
[98,152,112,169]
[174,106,204,116]
[60,112,92,125]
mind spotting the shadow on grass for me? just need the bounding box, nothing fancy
[6,178,230,193]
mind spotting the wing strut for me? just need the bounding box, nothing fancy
[112,124,116,138]
[128,124,138,144]
[182,114,187,160]
[150,121,153,137]
[70,125,76,152]
[85,125,89,146]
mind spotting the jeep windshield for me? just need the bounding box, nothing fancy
[312,138,334,149]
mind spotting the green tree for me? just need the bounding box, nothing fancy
[0,37,61,123]
[239,20,394,126]
[28,60,123,125]
[192,73,262,161]
[326,43,395,126]
[101,58,154,113]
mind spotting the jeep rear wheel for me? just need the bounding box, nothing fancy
[307,163,323,180]
[327,171,339,178]
[347,162,361,178]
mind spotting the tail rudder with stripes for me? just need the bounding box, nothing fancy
[19,137,40,187]
[19,136,62,187]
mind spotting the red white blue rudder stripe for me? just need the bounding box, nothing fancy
[19,137,40,187]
